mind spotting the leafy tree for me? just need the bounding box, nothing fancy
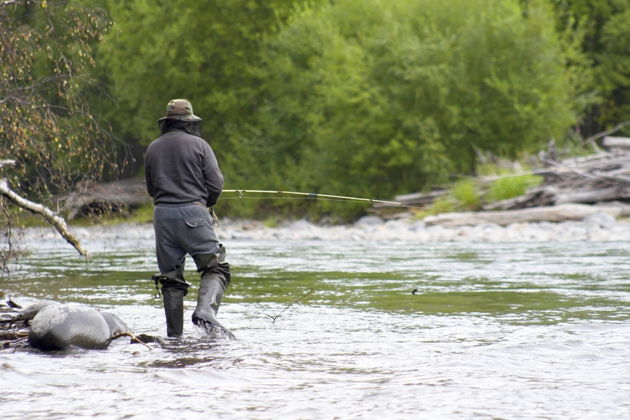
[98,0,313,184]
[0,0,119,197]
[550,0,630,135]
[256,0,578,205]
[95,0,583,219]
[1,0,117,268]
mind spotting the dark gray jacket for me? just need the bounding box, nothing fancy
[145,129,223,207]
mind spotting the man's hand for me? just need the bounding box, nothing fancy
[210,207,219,224]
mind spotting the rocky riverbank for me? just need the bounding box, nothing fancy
[214,212,629,242]
[19,210,626,249]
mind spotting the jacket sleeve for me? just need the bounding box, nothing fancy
[144,151,155,199]
[201,143,224,207]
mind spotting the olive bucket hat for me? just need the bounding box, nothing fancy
[158,98,202,122]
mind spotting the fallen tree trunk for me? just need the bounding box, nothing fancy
[602,136,630,150]
[0,179,89,257]
[1,160,88,257]
[61,178,149,219]
[556,184,630,203]
[486,179,630,211]
[484,150,630,211]
[385,189,448,207]
[423,203,630,227]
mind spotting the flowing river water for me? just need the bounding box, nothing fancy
[1,223,630,419]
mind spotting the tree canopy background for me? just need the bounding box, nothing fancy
[0,0,122,197]
[2,0,630,220]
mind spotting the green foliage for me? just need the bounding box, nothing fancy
[87,0,589,220]
[425,196,457,217]
[550,0,630,134]
[98,0,314,184]
[486,174,543,202]
[414,178,482,218]
[450,179,481,211]
[255,0,578,212]
[414,170,542,218]
[0,0,117,197]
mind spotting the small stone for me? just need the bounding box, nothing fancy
[354,215,384,226]
[583,212,616,228]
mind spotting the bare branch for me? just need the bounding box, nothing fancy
[0,178,89,257]
[584,120,630,146]
[2,74,69,94]
[0,96,22,105]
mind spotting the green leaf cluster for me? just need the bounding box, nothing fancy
[486,173,543,202]
[253,0,576,210]
[88,0,593,218]
[98,0,310,164]
[0,0,118,197]
[419,170,543,217]
[550,0,630,133]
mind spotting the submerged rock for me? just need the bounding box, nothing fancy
[18,300,61,321]
[21,302,131,351]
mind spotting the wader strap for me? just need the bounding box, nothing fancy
[153,276,161,298]
[151,269,190,298]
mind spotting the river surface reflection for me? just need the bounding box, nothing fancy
[2,224,629,419]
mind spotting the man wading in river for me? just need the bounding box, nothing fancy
[145,99,233,338]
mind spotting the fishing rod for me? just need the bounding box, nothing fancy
[222,189,418,208]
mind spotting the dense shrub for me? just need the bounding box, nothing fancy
[256,0,578,205]
[99,0,581,218]
[486,174,543,202]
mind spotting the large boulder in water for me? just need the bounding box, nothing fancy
[100,311,129,336]
[27,303,125,351]
[18,300,61,321]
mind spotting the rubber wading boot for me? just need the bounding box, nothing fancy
[192,272,235,339]
[152,270,190,338]
[162,286,185,337]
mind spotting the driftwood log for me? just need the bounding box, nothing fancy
[601,136,630,150]
[424,203,630,227]
[393,150,630,211]
[61,178,150,219]
[390,190,447,207]
[30,143,630,228]
[486,150,630,211]
[386,147,630,226]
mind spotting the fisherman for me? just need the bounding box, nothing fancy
[145,98,232,338]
